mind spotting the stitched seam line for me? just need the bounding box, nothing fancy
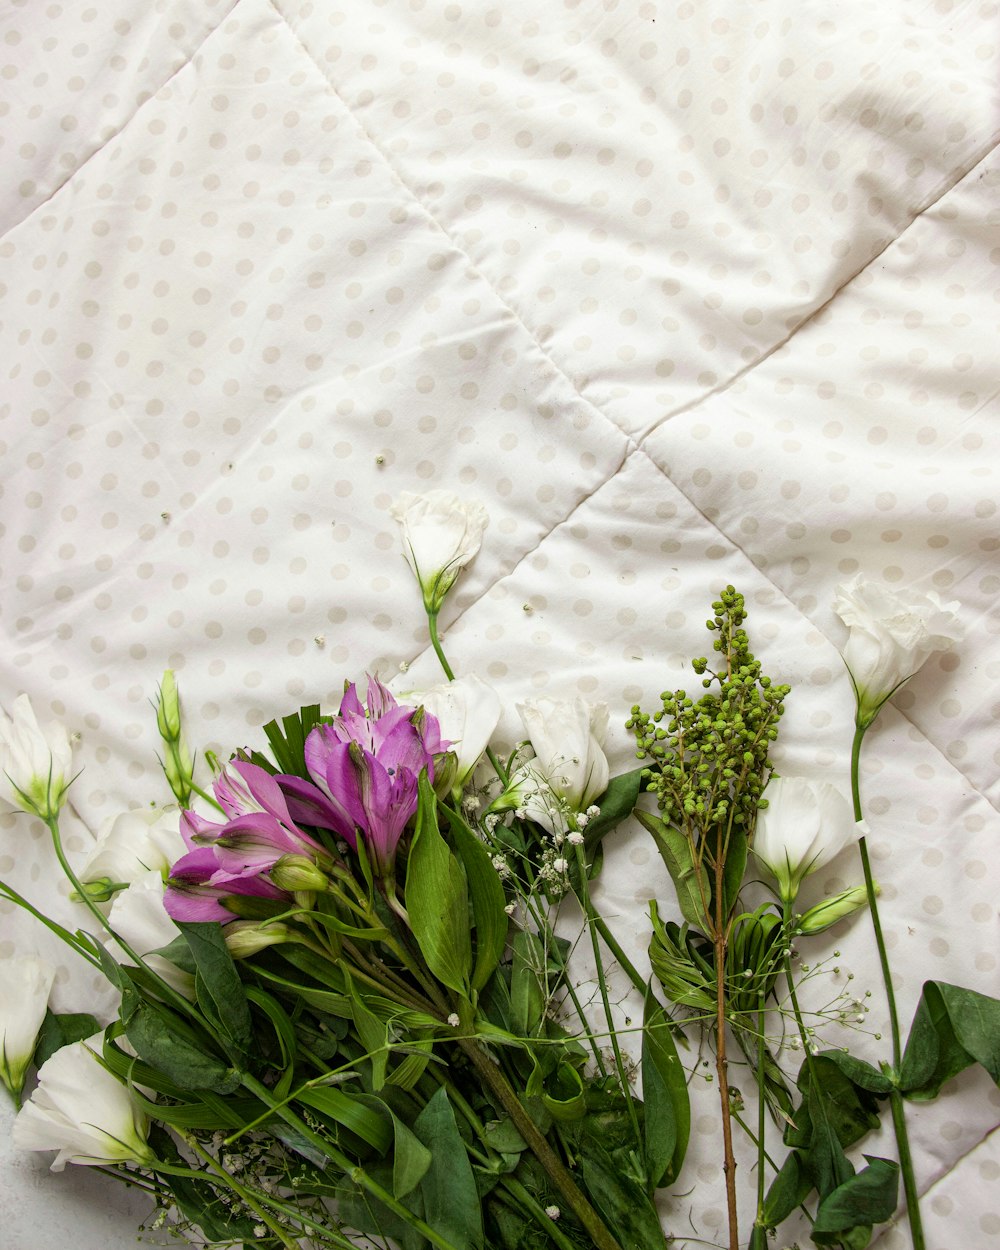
[0,0,244,243]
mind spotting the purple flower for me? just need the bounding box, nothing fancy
[165,760,330,922]
[164,848,288,923]
[298,676,446,876]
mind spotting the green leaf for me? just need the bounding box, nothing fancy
[719,824,748,919]
[811,1155,899,1242]
[357,1097,433,1199]
[125,1003,241,1093]
[579,1138,667,1250]
[245,985,297,1072]
[261,704,325,777]
[414,1087,484,1250]
[348,975,390,1091]
[786,1055,881,1152]
[296,1084,393,1153]
[584,768,644,853]
[510,930,546,1039]
[33,1010,101,1069]
[899,980,1000,1100]
[762,1150,811,1227]
[442,805,508,993]
[641,984,690,1189]
[635,809,707,929]
[176,921,253,1059]
[405,773,472,997]
[817,1049,894,1096]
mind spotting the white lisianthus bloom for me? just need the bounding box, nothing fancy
[0,954,56,1101]
[403,676,502,787]
[104,870,195,997]
[80,807,185,894]
[833,575,964,729]
[0,694,73,820]
[753,776,866,905]
[13,1033,154,1171]
[390,490,488,613]
[497,697,610,834]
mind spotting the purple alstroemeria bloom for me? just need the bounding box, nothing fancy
[301,676,446,876]
[164,848,288,924]
[186,761,329,876]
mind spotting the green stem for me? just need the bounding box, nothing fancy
[573,844,642,1148]
[44,816,196,1020]
[455,1037,626,1250]
[590,911,646,996]
[522,889,607,1075]
[239,1072,465,1250]
[849,722,925,1250]
[0,878,101,969]
[167,1142,302,1250]
[426,611,507,783]
[755,990,767,1225]
[189,781,224,813]
[500,1176,581,1250]
[427,611,456,681]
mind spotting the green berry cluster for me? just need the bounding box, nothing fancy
[626,587,790,842]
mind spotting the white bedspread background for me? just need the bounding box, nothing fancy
[1,1,998,1246]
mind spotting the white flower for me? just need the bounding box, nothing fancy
[80,807,185,893]
[0,694,73,820]
[753,776,866,905]
[0,954,56,1100]
[104,870,195,997]
[13,1032,153,1170]
[517,696,609,813]
[390,490,488,613]
[833,575,964,728]
[402,676,501,787]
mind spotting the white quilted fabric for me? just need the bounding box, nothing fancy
[1,1,998,1246]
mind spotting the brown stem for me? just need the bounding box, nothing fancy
[456,1037,628,1250]
[713,832,739,1250]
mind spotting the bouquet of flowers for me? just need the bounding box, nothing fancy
[2,491,998,1250]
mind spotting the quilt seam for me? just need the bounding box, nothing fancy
[0,0,244,244]
[267,0,636,469]
[271,1,994,815]
[629,440,999,816]
[642,134,1000,434]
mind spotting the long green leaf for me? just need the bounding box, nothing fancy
[177,921,253,1059]
[635,809,707,929]
[442,805,508,992]
[125,1002,241,1093]
[296,1085,392,1153]
[641,984,690,1189]
[414,1087,483,1250]
[405,773,472,997]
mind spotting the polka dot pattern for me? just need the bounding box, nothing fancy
[1,0,999,1244]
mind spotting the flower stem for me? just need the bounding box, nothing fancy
[850,722,925,1250]
[239,1072,466,1250]
[427,611,456,681]
[454,1036,627,1250]
[500,1176,581,1250]
[754,989,767,1232]
[712,832,739,1250]
[573,844,642,1148]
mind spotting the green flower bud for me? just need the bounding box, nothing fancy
[223,920,293,959]
[797,885,872,935]
[269,855,329,893]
